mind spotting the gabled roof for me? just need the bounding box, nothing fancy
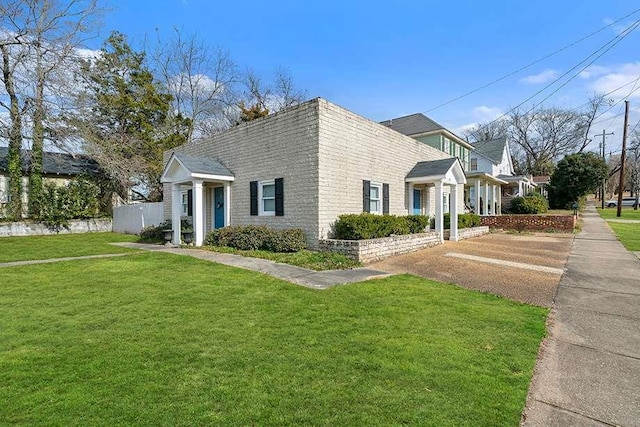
[0,147,100,176]
[379,113,445,136]
[161,151,234,184]
[471,137,508,164]
[406,157,467,185]
[172,151,233,177]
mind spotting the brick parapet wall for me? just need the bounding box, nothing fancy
[480,215,576,232]
[319,232,441,263]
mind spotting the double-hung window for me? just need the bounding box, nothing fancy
[259,180,276,216]
[369,182,382,214]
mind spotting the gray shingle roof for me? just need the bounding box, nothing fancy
[471,137,507,164]
[379,113,445,136]
[173,151,233,177]
[0,147,101,176]
[406,158,459,179]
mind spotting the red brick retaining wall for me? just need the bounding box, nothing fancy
[480,215,576,232]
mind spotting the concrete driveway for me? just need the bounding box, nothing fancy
[368,231,574,307]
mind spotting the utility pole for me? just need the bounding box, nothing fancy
[594,129,614,209]
[617,101,630,217]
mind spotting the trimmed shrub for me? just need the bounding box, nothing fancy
[405,214,431,234]
[434,213,481,229]
[264,228,306,253]
[204,225,306,252]
[333,213,430,240]
[139,219,189,243]
[510,192,549,214]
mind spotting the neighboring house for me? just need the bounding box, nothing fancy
[532,175,550,198]
[0,148,101,217]
[379,113,473,171]
[468,137,536,214]
[161,98,467,248]
[379,112,474,216]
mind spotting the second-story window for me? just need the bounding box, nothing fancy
[470,158,478,171]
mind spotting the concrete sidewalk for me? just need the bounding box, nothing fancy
[113,242,391,290]
[523,203,640,426]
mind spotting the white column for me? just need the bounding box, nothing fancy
[193,180,204,246]
[518,181,523,196]
[474,179,481,214]
[450,184,459,241]
[171,184,182,245]
[224,182,231,226]
[498,186,502,215]
[434,181,444,242]
[483,182,490,217]
[491,185,497,216]
[409,183,415,215]
[425,186,432,217]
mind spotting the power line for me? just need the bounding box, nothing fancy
[471,19,640,137]
[424,6,640,113]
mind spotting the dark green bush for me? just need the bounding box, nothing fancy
[139,219,190,243]
[264,228,306,252]
[510,192,549,214]
[433,213,481,229]
[33,177,103,230]
[405,214,431,233]
[205,225,306,252]
[333,213,430,240]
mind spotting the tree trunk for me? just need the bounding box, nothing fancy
[1,44,24,219]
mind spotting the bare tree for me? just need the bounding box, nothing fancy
[0,0,102,215]
[469,94,608,175]
[152,28,240,141]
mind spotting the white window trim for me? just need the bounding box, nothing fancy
[258,180,276,216]
[369,181,383,215]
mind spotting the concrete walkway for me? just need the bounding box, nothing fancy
[113,243,391,290]
[523,203,640,426]
[0,252,136,268]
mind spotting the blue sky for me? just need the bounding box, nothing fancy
[99,0,640,153]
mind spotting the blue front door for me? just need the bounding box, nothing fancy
[413,189,422,215]
[214,187,224,229]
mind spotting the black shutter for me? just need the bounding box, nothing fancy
[383,183,389,214]
[275,178,284,216]
[363,180,370,212]
[187,189,193,216]
[250,181,258,216]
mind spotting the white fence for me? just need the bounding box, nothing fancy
[112,202,164,235]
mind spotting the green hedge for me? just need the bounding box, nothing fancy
[431,213,481,229]
[33,177,103,230]
[333,213,430,240]
[204,225,306,252]
[510,192,548,214]
[139,219,191,243]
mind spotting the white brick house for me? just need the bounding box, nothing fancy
[161,98,466,248]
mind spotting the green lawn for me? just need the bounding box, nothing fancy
[0,232,138,263]
[597,207,640,220]
[0,248,547,425]
[606,222,640,251]
[596,208,640,251]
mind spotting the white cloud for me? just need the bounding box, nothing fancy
[519,69,559,85]
[589,62,640,99]
[603,17,632,36]
[472,105,503,122]
[579,65,610,79]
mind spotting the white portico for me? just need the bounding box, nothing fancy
[406,158,467,242]
[160,151,234,246]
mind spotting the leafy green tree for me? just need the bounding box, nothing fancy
[72,31,188,201]
[548,152,608,208]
